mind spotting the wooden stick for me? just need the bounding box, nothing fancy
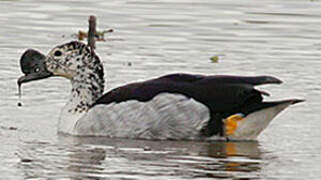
[88,15,96,55]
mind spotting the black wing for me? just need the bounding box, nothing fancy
[94,73,281,112]
[93,73,282,136]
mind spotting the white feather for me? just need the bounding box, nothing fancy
[227,102,293,141]
[59,93,210,140]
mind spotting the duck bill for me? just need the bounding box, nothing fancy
[18,71,53,85]
[17,49,53,86]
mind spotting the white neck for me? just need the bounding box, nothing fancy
[58,71,104,134]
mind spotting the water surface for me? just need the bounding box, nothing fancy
[0,0,320,179]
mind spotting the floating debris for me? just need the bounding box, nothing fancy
[77,29,113,41]
[210,56,219,63]
[21,158,33,163]
[15,153,33,163]
[9,127,18,130]
[0,126,18,131]
[143,146,151,151]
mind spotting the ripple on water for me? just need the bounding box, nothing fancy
[1,0,320,179]
[14,138,264,179]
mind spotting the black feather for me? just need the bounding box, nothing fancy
[93,73,282,136]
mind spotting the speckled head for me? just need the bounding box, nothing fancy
[18,41,105,103]
[48,41,105,100]
[47,41,103,82]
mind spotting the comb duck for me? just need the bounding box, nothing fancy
[17,41,303,141]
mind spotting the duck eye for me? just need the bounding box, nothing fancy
[54,50,62,57]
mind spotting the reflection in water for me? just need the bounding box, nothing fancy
[18,137,263,179]
[66,147,106,180]
[1,0,318,178]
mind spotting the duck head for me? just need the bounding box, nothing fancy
[18,41,104,90]
[18,41,105,111]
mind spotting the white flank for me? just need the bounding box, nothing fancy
[61,93,210,140]
[58,104,86,134]
[227,102,293,141]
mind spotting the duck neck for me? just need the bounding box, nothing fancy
[58,54,105,134]
[67,80,104,113]
[66,52,105,113]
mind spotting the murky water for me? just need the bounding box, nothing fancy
[0,0,320,179]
